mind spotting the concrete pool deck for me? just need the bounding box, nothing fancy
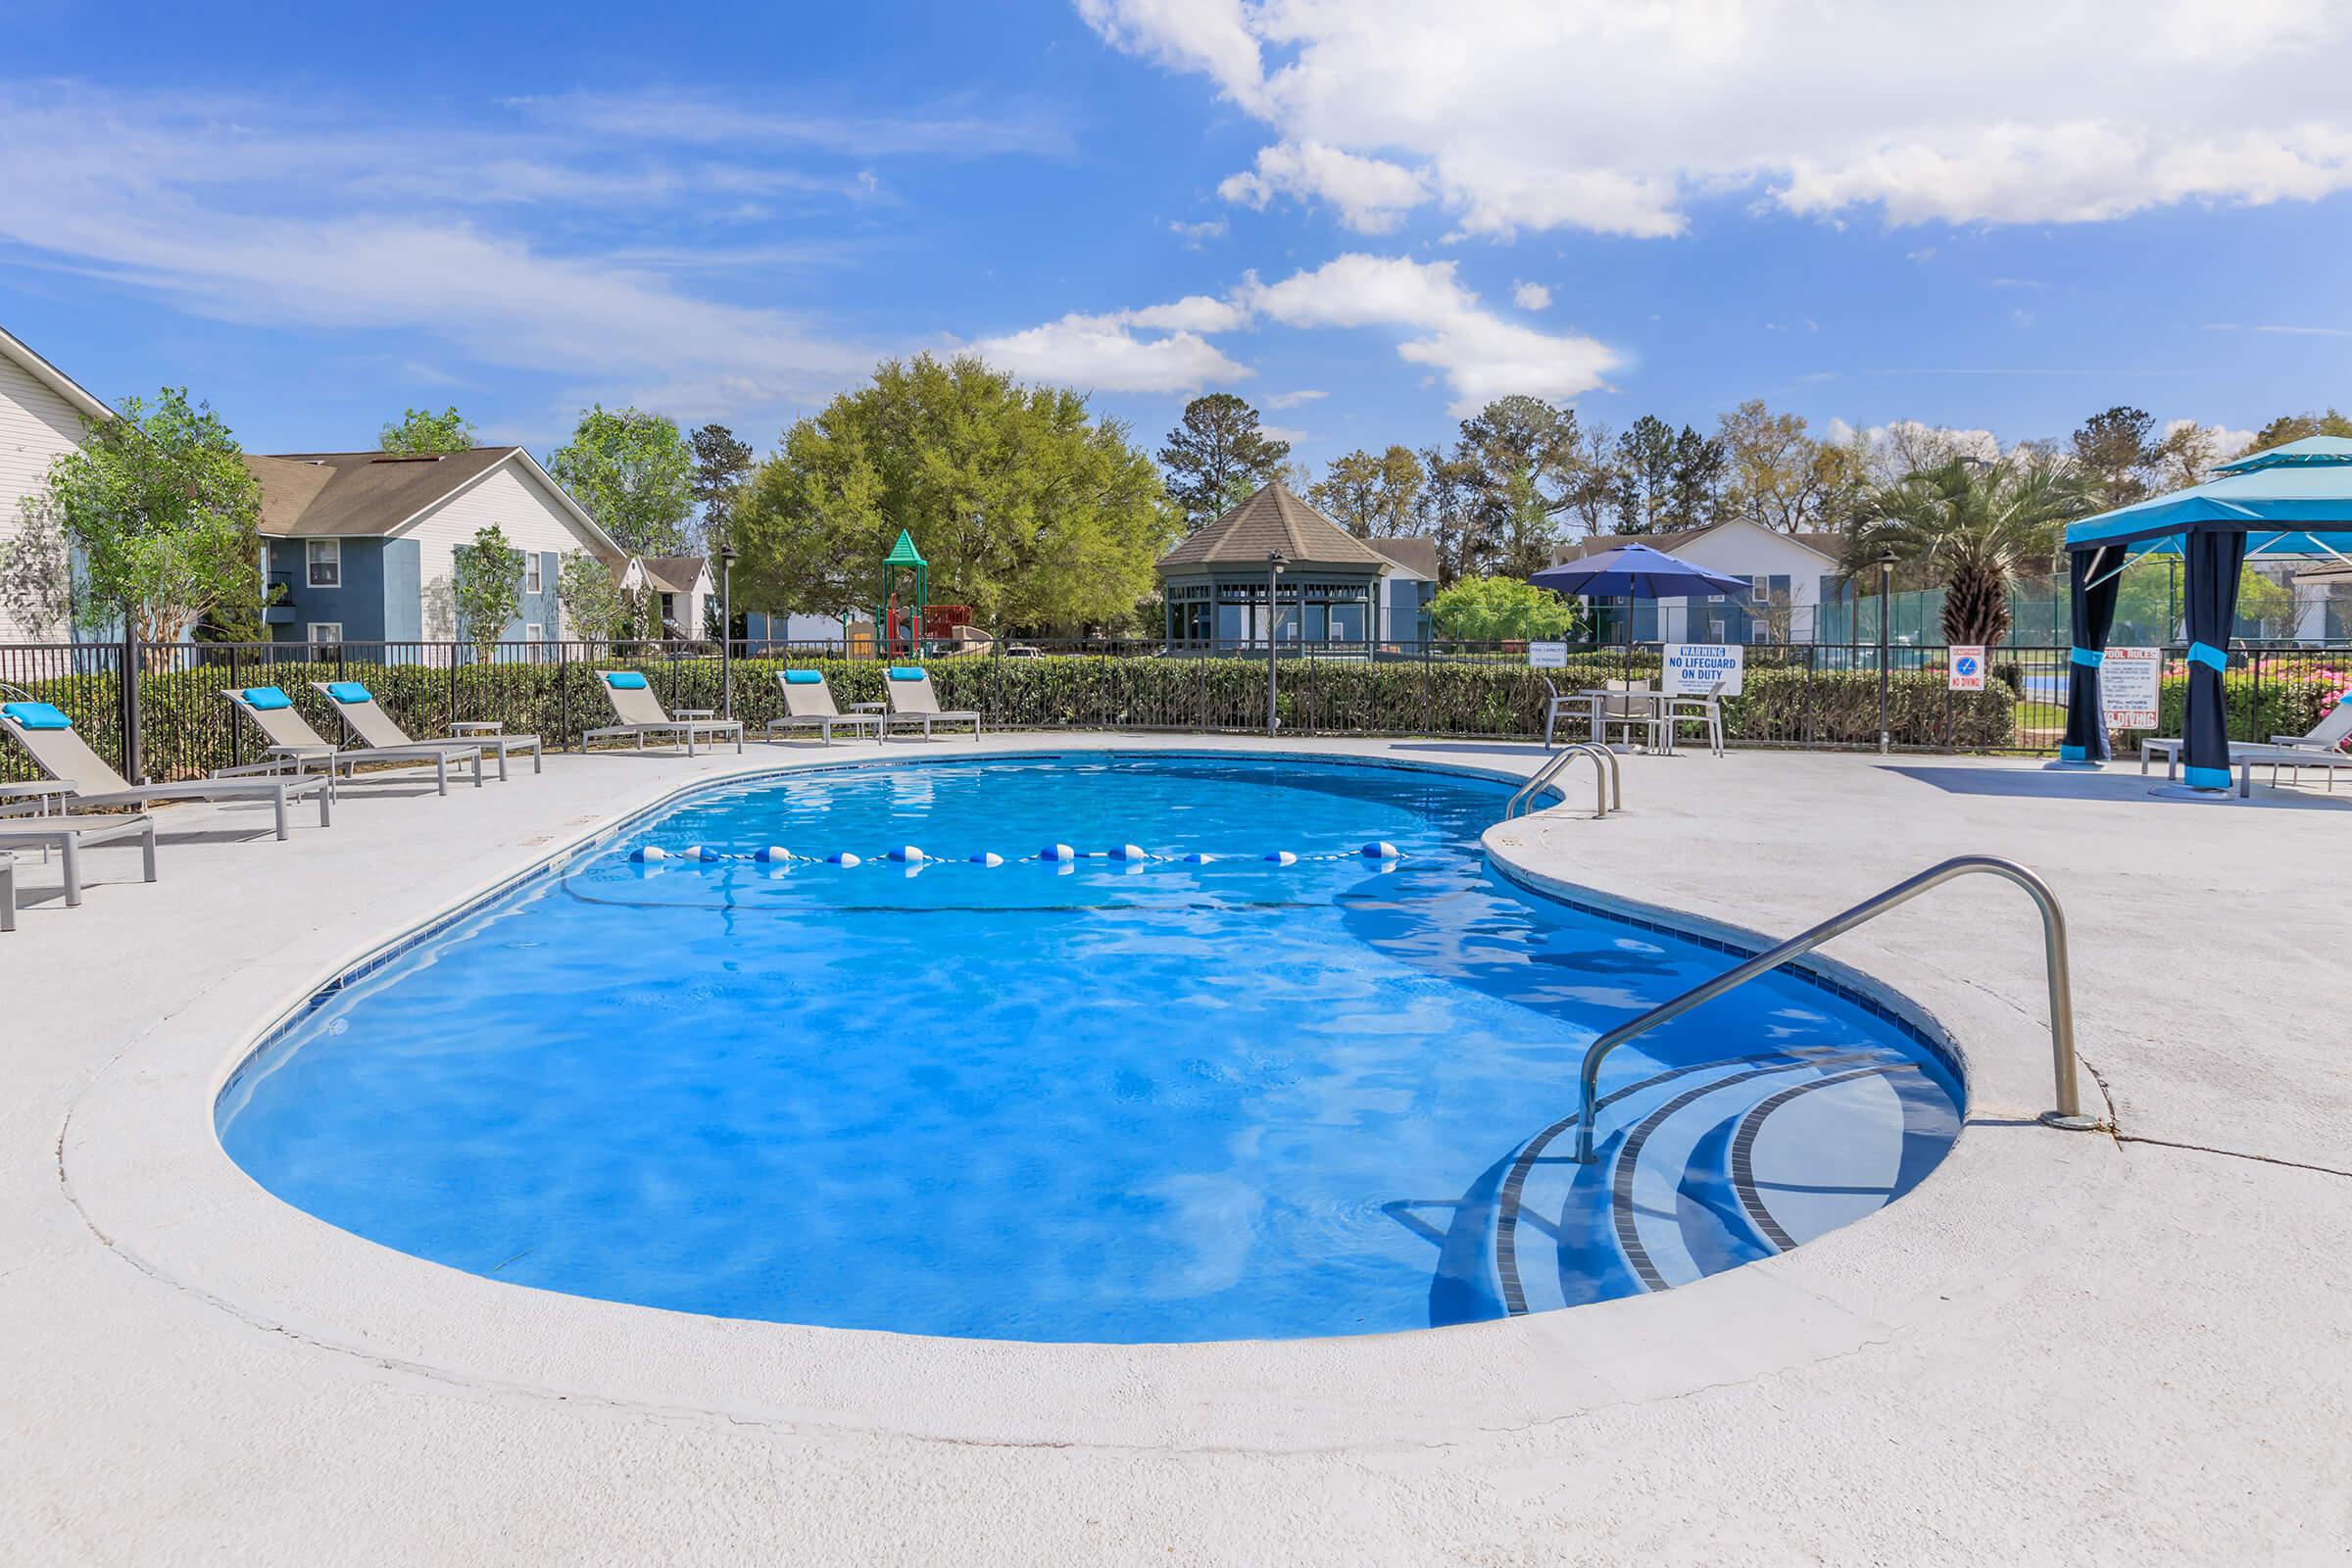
[2,735,2346,1563]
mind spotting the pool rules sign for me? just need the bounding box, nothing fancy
[1949,647,1986,691]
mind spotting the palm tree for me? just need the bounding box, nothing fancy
[1843,458,2090,646]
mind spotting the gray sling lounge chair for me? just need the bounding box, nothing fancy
[0,814,157,906]
[311,681,542,779]
[221,686,481,793]
[880,665,981,740]
[0,694,330,840]
[582,670,743,755]
[766,670,884,745]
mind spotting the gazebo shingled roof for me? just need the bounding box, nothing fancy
[1156,482,1393,572]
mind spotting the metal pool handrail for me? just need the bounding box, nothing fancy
[1505,744,1620,821]
[1571,855,2097,1164]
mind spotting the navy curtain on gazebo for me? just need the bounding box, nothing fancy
[2058,543,2127,763]
[2179,529,2248,791]
[2063,435,2352,793]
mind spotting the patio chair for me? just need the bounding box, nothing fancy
[880,665,981,740]
[1599,680,1663,751]
[0,694,331,840]
[766,670,884,745]
[1540,677,1596,749]
[222,687,481,794]
[2268,703,2352,759]
[0,812,157,906]
[311,681,541,780]
[582,670,743,755]
[1664,680,1728,758]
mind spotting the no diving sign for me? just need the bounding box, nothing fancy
[1949,647,1986,691]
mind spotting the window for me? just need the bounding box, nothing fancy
[308,621,343,648]
[523,554,543,595]
[306,539,341,588]
[523,622,544,642]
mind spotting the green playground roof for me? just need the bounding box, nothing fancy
[883,529,927,567]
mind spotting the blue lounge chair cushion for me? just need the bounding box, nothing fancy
[604,671,649,690]
[782,670,824,685]
[888,666,925,680]
[325,681,372,704]
[2,701,73,730]
[241,687,294,710]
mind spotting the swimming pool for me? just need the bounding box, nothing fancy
[217,754,1961,1344]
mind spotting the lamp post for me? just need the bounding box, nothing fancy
[1877,544,1897,756]
[1266,550,1288,737]
[719,543,739,718]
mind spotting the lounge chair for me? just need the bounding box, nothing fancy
[881,665,981,740]
[0,813,157,906]
[766,670,884,745]
[221,686,481,794]
[2268,703,2352,760]
[311,681,542,780]
[0,694,330,841]
[582,670,743,755]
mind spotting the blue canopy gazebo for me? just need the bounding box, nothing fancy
[2063,436,2352,791]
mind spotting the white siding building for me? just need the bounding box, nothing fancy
[1551,518,1846,643]
[0,326,112,641]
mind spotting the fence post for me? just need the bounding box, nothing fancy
[229,644,244,769]
[119,624,144,785]
[560,640,571,750]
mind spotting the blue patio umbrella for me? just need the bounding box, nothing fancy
[1529,543,1750,668]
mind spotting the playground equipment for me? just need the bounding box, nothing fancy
[872,529,976,658]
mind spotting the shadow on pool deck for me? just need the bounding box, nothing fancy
[1884,763,2352,810]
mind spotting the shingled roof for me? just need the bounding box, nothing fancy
[241,446,622,557]
[1156,482,1393,573]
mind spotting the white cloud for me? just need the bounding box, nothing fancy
[1511,280,1552,311]
[2164,417,2256,463]
[1217,141,1428,233]
[1166,217,1228,247]
[1080,0,2352,235]
[969,311,1249,393]
[1266,389,1326,409]
[2204,321,2352,338]
[1238,255,1616,414]
[1116,295,1251,333]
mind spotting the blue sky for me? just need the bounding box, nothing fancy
[4,0,2348,470]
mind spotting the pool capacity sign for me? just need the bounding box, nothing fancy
[1661,644,1744,696]
[2100,647,2162,730]
[1949,647,1986,691]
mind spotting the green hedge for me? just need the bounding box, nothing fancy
[4,648,2021,782]
[2146,672,2343,748]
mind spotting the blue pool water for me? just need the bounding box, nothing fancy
[218,754,1961,1343]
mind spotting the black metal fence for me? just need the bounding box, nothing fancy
[2,636,2345,783]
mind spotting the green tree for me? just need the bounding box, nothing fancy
[557,548,630,642]
[0,388,262,645]
[1412,443,1478,583]
[1427,576,1578,642]
[2244,408,2352,456]
[1455,396,1579,578]
[1307,446,1425,538]
[379,406,476,454]
[2069,406,2157,510]
[1612,415,1680,532]
[2145,422,2218,494]
[1716,399,1863,533]
[1158,393,1291,529]
[1844,457,2090,645]
[451,524,524,657]
[1667,424,1727,527]
[689,422,754,555]
[548,406,695,557]
[733,354,1179,633]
